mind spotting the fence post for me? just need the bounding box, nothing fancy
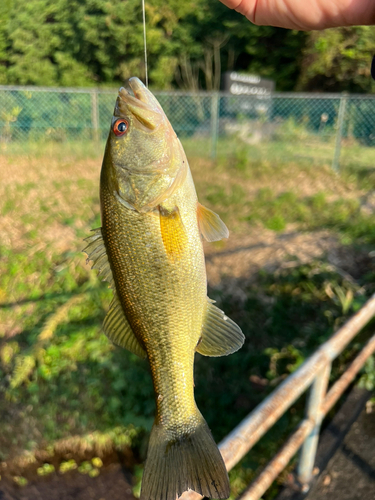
[210,93,219,159]
[90,89,100,144]
[331,93,348,173]
[297,363,331,489]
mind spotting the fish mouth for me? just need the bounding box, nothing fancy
[117,77,163,130]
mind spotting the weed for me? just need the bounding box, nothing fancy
[37,463,55,476]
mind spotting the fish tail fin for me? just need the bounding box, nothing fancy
[140,416,230,500]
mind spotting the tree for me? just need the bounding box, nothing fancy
[0,0,308,91]
[2,0,193,88]
[172,1,307,91]
[298,27,375,93]
[0,0,12,84]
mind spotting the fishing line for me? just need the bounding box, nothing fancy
[142,0,148,87]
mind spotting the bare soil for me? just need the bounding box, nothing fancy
[305,403,375,500]
[0,464,135,500]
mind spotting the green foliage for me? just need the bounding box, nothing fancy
[91,457,103,468]
[299,27,375,92]
[359,356,375,391]
[37,463,55,476]
[132,465,144,498]
[2,0,187,87]
[59,459,78,473]
[0,240,153,459]
[0,0,308,90]
[78,460,98,475]
[13,476,28,486]
[206,184,246,207]
[0,0,11,84]
[241,189,375,246]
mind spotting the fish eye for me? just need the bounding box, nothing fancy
[113,119,129,136]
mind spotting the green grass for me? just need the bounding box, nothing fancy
[0,139,105,160]
[182,133,375,172]
[242,190,375,244]
[3,127,374,172]
[1,140,375,497]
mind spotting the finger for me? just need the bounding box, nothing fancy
[217,0,257,23]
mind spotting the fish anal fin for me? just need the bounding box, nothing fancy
[159,205,187,261]
[83,228,114,288]
[103,293,146,359]
[196,299,244,357]
[197,203,229,242]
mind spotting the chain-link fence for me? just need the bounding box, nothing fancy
[1,85,375,170]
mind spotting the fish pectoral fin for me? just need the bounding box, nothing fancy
[159,205,187,260]
[196,298,245,357]
[103,293,147,359]
[83,228,114,287]
[197,203,229,242]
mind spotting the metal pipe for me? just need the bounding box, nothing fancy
[1,85,374,99]
[297,363,331,485]
[219,354,326,472]
[332,93,348,172]
[90,90,100,144]
[322,333,375,415]
[210,93,219,159]
[238,419,314,500]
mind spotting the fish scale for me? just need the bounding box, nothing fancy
[101,172,205,432]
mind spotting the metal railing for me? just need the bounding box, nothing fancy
[181,294,375,500]
[1,85,375,171]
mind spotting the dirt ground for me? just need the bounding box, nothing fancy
[0,464,135,500]
[205,227,372,292]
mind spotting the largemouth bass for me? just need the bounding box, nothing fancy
[84,77,244,500]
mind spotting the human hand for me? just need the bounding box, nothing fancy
[219,0,375,30]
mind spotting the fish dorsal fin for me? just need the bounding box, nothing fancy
[196,298,245,357]
[159,205,187,261]
[103,293,147,359]
[197,203,229,242]
[83,228,114,287]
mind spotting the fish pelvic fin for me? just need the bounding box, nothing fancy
[141,416,230,500]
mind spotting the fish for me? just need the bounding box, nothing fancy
[84,77,244,500]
